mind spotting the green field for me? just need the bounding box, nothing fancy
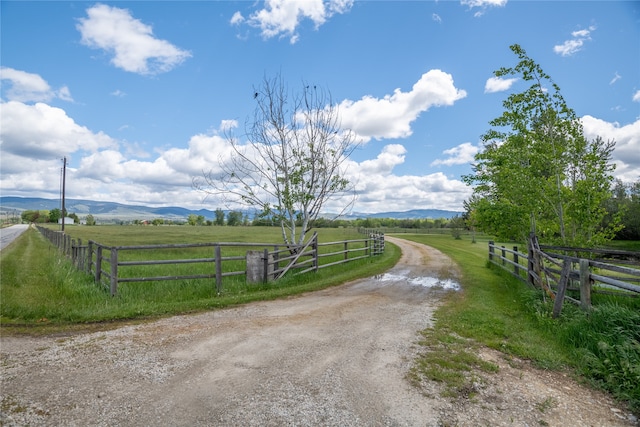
[0,225,399,327]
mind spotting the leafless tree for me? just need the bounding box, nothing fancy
[194,74,359,247]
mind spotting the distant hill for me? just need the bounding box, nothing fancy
[0,196,462,221]
[0,197,218,221]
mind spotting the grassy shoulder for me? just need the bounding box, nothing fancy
[0,226,400,333]
[396,233,639,415]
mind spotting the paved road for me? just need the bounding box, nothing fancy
[0,224,29,251]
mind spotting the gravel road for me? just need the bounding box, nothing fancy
[1,236,636,426]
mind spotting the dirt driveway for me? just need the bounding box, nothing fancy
[1,237,636,426]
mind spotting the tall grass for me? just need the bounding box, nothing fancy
[1,226,399,328]
[398,233,640,414]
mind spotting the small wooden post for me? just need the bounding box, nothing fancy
[488,241,494,262]
[579,258,591,311]
[501,246,506,266]
[313,233,319,272]
[95,245,102,284]
[215,245,222,294]
[263,248,269,283]
[513,246,519,277]
[110,247,118,296]
[87,241,94,275]
[552,260,571,318]
[71,239,77,266]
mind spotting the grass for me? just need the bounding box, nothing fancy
[397,233,640,415]
[1,225,400,330]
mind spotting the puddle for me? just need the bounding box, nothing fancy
[375,271,461,291]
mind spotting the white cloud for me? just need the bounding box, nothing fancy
[581,115,640,182]
[230,11,244,25]
[484,76,518,93]
[553,25,596,57]
[339,70,467,142]
[430,142,479,166]
[0,101,117,160]
[609,72,621,85]
[633,90,640,103]
[238,0,354,44]
[76,4,191,75]
[432,13,442,23]
[0,67,73,103]
[461,0,507,17]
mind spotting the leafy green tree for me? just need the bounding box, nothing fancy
[226,210,243,226]
[187,214,198,226]
[464,44,619,246]
[605,179,640,240]
[21,210,40,223]
[214,208,225,226]
[194,74,358,248]
[49,208,61,223]
[85,214,96,226]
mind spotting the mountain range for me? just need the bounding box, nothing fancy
[0,196,462,221]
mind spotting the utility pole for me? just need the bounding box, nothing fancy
[61,156,67,232]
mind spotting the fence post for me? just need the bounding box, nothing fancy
[501,246,506,266]
[95,245,102,284]
[344,242,348,261]
[78,238,84,270]
[527,233,539,288]
[110,247,118,296]
[552,260,571,318]
[313,233,319,272]
[71,239,77,266]
[87,241,94,275]
[215,245,222,294]
[263,248,269,283]
[365,238,370,257]
[579,258,592,311]
[513,246,519,277]
[488,241,494,262]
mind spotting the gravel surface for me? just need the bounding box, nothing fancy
[1,236,637,426]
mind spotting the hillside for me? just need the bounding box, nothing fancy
[0,196,461,221]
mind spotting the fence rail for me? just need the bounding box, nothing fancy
[36,226,385,296]
[488,234,640,317]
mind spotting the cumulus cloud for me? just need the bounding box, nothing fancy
[553,25,596,57]
[633,90,640,103]
[234,0,354,44]
[430,142,479,166]
[76,4,191,75]
[0,67,73,103]
[461,0,507,17]
[339,70,467,142]
[0,101,117,160]
[484,76,518,93]
[582,115,640,182]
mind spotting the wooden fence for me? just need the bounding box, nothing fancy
[488,233,640,317]
[36,226,385,296]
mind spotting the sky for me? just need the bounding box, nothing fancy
[1,0,639,215]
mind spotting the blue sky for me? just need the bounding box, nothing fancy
[1,0,639,214]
